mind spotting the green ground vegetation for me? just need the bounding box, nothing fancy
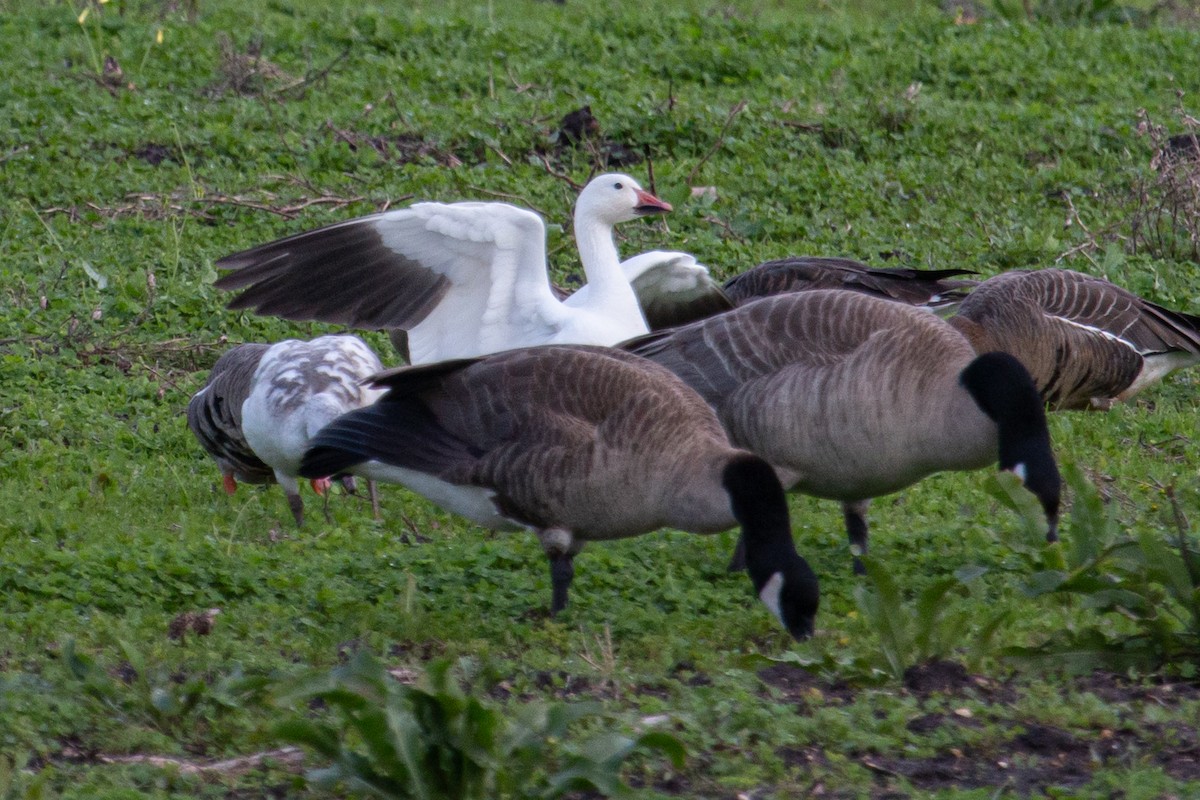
[2,0,1200,797]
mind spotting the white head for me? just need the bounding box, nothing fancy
[574,173,672,227]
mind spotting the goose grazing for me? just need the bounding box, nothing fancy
[624,291,1062,573]
[188,335,386,526]
[946,268,1200,410]
[187,343,275,493]
[241,335,386,526]
[214,174,672,364]
[298,345,820,640]
[723,257,977,313]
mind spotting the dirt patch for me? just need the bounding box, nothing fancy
[325,124,478,168]
[131,143,178,166]
[757,663,857,705]
[860,719,1199,793]
[549,105,642,168]
[902,659,971,696]
[1073,670,1200,704]
[764,664,1200,792]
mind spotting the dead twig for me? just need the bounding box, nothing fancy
[534,152,585,191]
[97,747,305,777]
[702,214,746,242]
[686,100,748,186]
[273,46,351,99]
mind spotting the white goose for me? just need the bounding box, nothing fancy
[215,174,672,363]
[240,335,387,526]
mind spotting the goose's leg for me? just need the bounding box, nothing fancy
[278,473,306,527]
[548,554,575,615]
[368,480,381,520]
[310,477,333,524]
[538,528,579,615]
[844,499,871,575]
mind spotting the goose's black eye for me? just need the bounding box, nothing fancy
[614,182,624,190]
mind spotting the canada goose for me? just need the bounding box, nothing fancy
[215,174,673,364]
[624,291,1062,572]
[946,268,1200,410]
[240,335,387,526]
[187,343,275,493]
[298,345,820,639]
[723,257,977,313]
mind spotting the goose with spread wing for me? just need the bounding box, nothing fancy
[216,174,674,363]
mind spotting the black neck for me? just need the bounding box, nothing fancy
[960,351,1062,529]
[721,455,820,616]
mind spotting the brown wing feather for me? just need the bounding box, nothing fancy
[723,257,976,308]
[950,269,1200,409]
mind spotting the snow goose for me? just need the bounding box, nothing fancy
[241,335,386,525]
[298,345,820,639]
[385,248,731,361]
[947,268,1200,410]
[624,291,1061,573]
[215,174,672,363]
[189,335,386,525]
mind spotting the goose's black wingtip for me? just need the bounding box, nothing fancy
[299,445,365,480]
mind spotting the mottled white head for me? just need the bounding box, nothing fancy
[574,173,672,228]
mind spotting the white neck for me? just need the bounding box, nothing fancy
[573,210,641,312]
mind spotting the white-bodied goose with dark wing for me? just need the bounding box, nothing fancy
[723,256,977,313]
[215,174,672,364]
[947,268,1200,410]
[624,291,1062,573]
[386,248,732,362]
[298,345,820,639]
[240,335,386,525]
[187,343,275,493]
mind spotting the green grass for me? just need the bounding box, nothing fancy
[2,0,1200,797]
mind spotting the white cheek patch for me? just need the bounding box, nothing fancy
[1009,463,1028,483]
[758,572,785,623]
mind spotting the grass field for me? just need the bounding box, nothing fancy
[2,0,1200,797]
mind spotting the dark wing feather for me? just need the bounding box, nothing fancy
[951,269,1200,408]
[724,257,976,309]
[187,343,274,483]
[215,215,449,330]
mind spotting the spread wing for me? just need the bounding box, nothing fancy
[216,201,566,363]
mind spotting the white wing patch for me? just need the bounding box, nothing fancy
[242,335,386,478]
[375,202,564,363]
